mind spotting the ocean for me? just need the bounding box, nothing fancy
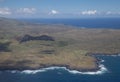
[0,18,120,82]
[19,18,120,29]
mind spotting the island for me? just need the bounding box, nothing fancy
[0,17,120,72]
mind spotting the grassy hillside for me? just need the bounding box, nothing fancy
[0,17,120,71]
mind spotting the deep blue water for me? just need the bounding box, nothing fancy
[0,18,120,82]
[19,18,120,29]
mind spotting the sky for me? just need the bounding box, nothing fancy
[0,0,120,18]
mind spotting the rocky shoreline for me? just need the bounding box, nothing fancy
[87,52,120,57]
[0,64,100,72]
[0,53,120,72]
[0,55,100,72]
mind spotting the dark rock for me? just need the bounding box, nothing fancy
[19,34,55,43]
[41,50,55,54]
[0,42,11,52]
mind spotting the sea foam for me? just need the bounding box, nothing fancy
[65,64,108,75]
[19,64,108,75]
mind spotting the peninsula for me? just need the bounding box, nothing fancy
[0,17,120,71]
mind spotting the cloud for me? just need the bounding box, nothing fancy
[106,11,119,15]
[17,8,36,14]
[49,10,59,15]
[106,11,114,15]
[0,8,11,15]
[81,10,97,15]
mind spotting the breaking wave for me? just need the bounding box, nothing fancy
[9,63,108,75]
[68,64,108,75]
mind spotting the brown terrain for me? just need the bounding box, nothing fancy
[0,17,120,71]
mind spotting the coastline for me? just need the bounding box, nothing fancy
[0,63,99,72]
[14,64,107,75]
[0,54,113,73]
[1,53,120,76]
[0,54,120,74]
[0,54,99,72]
[0,63,107,75]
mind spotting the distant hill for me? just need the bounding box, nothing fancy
[0,17,27,28]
